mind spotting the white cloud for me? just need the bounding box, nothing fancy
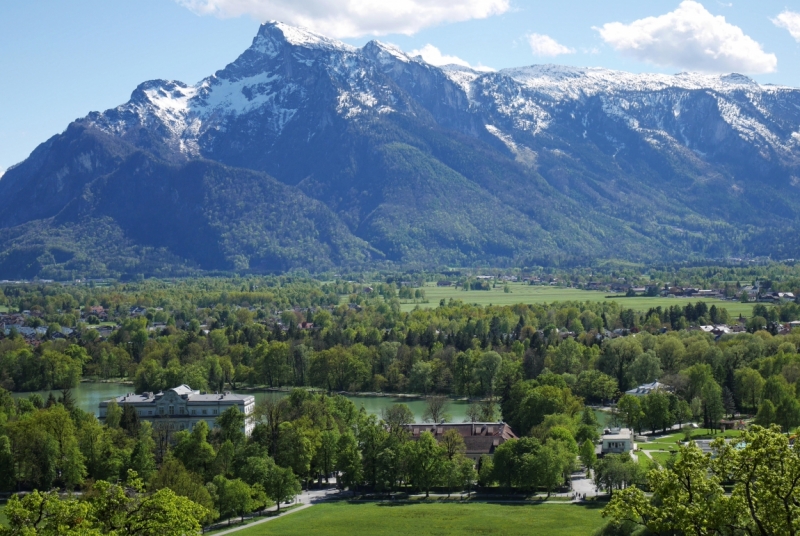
[527,33,575,57]
[410,44,495,71]
[597,1,777,74]
[175,0,509,39]
[773,10,800,42]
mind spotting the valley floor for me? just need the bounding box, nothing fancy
[395,282,757,316]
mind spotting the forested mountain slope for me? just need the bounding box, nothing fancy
[2,22,799,278]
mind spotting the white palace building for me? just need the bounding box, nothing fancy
[99,384,256,436]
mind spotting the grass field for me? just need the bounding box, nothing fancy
[639,428,744,451]
[648,451,676,467]
[0,305,8,313]
[395,282,757,317]
[235,502,606,536]
[0,504,6,527]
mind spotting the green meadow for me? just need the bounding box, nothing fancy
[397,282,756,317]
[235,502,606,536]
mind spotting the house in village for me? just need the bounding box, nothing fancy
[87,305,107,320]
[759,292,796,303]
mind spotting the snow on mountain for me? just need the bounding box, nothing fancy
[80,21,800,167]
[437,64,800,157]
[5,21,800,277]
[82,22,390,156]
[366,41,412,66]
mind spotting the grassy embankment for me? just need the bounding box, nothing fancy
[394,282,757,317]
[234,502,605,536]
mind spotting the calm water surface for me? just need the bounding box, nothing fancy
[243,391,473,423]
[11,383,471,422]
[11,383,611,430]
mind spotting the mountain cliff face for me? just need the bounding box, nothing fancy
[1,22,800,278]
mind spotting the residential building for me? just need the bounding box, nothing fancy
[403,422,517,460]
[99,385,256,436]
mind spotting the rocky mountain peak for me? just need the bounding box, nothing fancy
[2,21,800,279]
[253,21,356,55]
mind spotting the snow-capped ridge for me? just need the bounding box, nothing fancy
[498,65,787,98]
[364,40,412,65]
[78,21,800,170]
[259,21,356,53]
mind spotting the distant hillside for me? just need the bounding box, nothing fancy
[1,21,799,278]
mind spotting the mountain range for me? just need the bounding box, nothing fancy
[2,21,800,279]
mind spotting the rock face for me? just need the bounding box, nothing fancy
[1,22,800,278]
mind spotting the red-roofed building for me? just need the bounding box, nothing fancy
[404,422,518,460]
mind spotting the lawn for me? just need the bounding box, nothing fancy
[393,282,757,317]
[0,305,8,313]
[648,451,676,468]
[638,428,744,451]
[0,503,6,527]
[234,502,606,536]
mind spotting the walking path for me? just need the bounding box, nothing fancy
[206,487,342,535]
[210,503,314,535]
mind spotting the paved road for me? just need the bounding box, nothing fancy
[570,470,598,500]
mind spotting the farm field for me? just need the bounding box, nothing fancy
[396,282,757,317]
[234,502,606,536]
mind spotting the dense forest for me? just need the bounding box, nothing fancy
[1,271,800,533]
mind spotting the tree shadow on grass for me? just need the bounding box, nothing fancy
[368,500,607,510]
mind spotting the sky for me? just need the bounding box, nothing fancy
[1,0,800,173]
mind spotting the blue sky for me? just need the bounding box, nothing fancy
[1,0,799,173]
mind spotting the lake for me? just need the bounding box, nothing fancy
[11,382,611,430]
[10,383,473,423]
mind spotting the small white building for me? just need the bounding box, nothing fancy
[625,381,669,397]
[99,384,256,436]
[601,428,634,455]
